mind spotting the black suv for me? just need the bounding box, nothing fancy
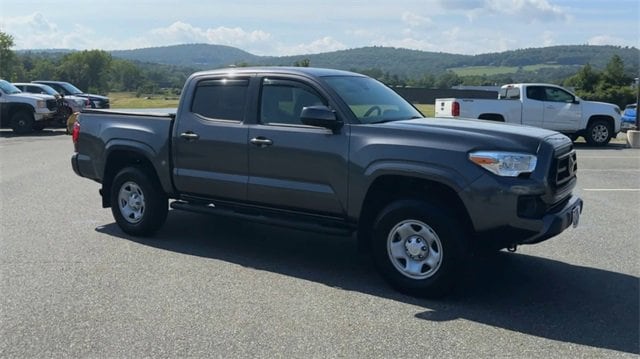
[32,81,110,109]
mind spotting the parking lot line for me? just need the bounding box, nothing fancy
[583,188,640,191]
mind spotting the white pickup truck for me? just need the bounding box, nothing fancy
[0,79,58,134]
[435,83,621,146]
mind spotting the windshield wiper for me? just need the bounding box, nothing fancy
[368,119,397,124]
[369,115,422,124]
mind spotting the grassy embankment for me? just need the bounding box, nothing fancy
[109,92,436,117]
[448,64,562,76]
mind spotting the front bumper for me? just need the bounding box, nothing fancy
[518,195,582,244]
[34,109,56,121]
[621,121,637,132]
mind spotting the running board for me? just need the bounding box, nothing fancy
[170,200,354,236]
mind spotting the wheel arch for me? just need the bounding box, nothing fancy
[587,115,614,130]
[101,143,168,208]
[356,174,474,252]
[478,113,505,122]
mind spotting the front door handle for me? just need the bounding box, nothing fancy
[180,132,200,141]
[250,137,273,147]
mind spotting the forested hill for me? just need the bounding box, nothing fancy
[109,44,639,78]
[111,44,261,68]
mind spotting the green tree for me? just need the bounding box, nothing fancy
[0,31,17,79]
[563,63,599,92]
[436,71,462,89]
[564,56,635,108]
[293,58,310,67]
[109,59,143,91]
[602,54,629,87]
[57,50,112,93]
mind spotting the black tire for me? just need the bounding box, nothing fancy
[10,111,35,134]
[585,120,612,146]
[110,167,168,236]
[371,199,467,297]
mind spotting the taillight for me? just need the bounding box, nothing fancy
[72,121,80,151]
[452,101,460,117]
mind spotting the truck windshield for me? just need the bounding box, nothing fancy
[322,76,423,124]
[0,80,22,94]
[59,82,83,95]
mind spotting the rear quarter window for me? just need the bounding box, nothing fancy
[191,79,249,121]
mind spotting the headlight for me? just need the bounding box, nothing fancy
[36,100,46,109]
[469,151,537,177]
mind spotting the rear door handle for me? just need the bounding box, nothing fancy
[250,137,273,147]
[180,132,200,141]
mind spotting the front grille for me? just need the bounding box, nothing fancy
[46,99,58,111]
[553,150,578,187]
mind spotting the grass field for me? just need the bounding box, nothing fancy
[448,64,562,76]
[109,92,436,117]
[109,92,179,108]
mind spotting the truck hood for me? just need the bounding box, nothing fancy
[78,93,109,100]
[580,99,621,118]
[376,117,569,153]
[10,93,56,101]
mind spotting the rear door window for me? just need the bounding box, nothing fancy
[191,78,249,122]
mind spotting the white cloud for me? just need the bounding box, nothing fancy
[276,37,347,55]
[149,22,271,47]
[484,0,569,22]
[1,13,118,50]
[401,12,432,27]
[542,31,555,47]
[588,35,628,46]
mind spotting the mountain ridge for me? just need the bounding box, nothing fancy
[20,43,640,79]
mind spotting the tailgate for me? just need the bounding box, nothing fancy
[434,98,456,118]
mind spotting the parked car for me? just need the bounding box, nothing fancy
[32,81,110,109]
[13,82,90,126]
[435,83,621,146]
[621,104,637,132]
[0,79,58,133]
[71,67,582,297]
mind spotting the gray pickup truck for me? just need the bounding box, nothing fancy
[71,67,583,296]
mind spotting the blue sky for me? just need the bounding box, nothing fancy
[1,0,638,55]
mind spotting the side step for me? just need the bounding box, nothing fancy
[170,200,354,236]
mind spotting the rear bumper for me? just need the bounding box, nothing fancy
[71,152,81,177]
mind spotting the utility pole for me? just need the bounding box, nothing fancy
[635,77,639,129]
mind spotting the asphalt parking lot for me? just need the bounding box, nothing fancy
[0,129,638,357]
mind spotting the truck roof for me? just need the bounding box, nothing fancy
[191,66,366,79]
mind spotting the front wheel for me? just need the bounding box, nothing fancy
[371,200,467,297]
[110,167,168,236]
[10,111,35,134]
[585,120,612,146]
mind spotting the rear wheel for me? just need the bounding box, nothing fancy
[371,199,467,297]
[10,111,35,134]
[110,167,168,236]
[585,120,612,146]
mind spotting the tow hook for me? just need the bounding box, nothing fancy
[507,244,517,252]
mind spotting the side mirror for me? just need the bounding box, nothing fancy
[300,106,343,132]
